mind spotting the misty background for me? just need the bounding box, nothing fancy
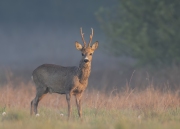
[0,0,125,90]
[0,0,179,90]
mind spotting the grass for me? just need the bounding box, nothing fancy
[0,81,180,129]
[1,107,180,129]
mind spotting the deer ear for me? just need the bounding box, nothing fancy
[75,42,83,51]
[91,41,98,50]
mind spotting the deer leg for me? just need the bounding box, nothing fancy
[33,95,41,115]
[31,87,48,115]
[66,93,72,119]
[30,100,34,115]
[75,94,82,118]
[31,96,38,115]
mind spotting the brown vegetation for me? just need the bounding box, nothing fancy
[0,81,179,114]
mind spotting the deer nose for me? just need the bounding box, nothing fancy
[84,56,89,63]
[84,59,89,63]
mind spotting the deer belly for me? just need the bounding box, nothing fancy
[47,83,67,94]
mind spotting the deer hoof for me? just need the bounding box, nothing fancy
[36,114,40,117]
[60,113,64,116]
[2,112,6,116]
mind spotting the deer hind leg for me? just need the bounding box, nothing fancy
[30,87,48,115]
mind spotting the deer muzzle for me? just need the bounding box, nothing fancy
[84,57,89,63]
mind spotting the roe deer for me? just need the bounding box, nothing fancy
[30,28,98,118]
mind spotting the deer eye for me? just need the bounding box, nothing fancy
[90,53,92,56]
[82,53,85,56]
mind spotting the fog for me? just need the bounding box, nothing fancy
[0,0,134,90]
[0,24,122,67]
[0,24,127,89]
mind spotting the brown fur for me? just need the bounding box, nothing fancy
[30,28,98,119]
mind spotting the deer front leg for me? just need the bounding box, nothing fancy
[75,94,82,118]
[66,93,72,119]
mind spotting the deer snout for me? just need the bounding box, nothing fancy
[84,57,89,63]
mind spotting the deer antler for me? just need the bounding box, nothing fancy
[88,28,93,46]
[80,27,86,47]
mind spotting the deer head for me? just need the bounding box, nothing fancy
[75,28,98,64]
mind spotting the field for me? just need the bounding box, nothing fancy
[0,81,180,129]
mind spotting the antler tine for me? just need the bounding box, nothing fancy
[80,27,86,47]
[88,28,93,46]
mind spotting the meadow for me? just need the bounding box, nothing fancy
[0,80,180,129]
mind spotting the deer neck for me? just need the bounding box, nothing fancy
[78,60,91,85]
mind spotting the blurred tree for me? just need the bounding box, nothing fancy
[96,0,180,67]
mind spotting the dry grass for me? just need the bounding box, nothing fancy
[0,80,179,113]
